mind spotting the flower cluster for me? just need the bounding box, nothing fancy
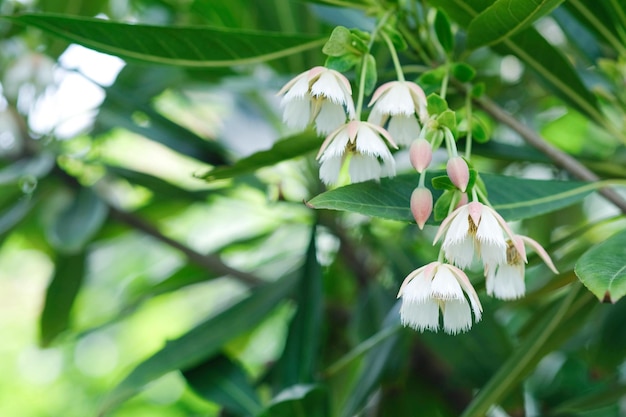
[278,67,427,185]
[401,177,559,334]
[277,29,559,336]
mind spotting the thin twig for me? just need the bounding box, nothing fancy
[108,206,264,286]
[474,94,626,214]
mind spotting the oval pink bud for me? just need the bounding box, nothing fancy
[447,156,470,192]
[410,187,433,230]
[409,139,432,173]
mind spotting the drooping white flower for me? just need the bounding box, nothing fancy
[367,81,428,146]
[433,202,523,269]
[398,261,482,334]
[317,120,397,185]
[277,66,355,135]
[485,235,558,300]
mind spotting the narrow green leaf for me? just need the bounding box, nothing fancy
[0,153,55,185]
[99,274,297,415]
[575,229,626,303]
[107,166,211,202]
[460,284,582,417]
[307,173,593,223]
[551,382,626,415]
[200,131,321,181]
[434,9,454,52]
[47,187,108,253]
[0,195,35,235]
[5,14,326,67]
[428,0,601,119]
[467,0,565,49]
[39,252,86,347]
[275,227,323,385]
[183,354,263,416]
[340,303,402,417]
[259,384,328,417]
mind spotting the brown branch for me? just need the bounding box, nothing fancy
[107,206,264,286]
[474,94,626,214]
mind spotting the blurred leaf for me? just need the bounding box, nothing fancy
[0,153,55,185]
[100,273,297,415]
[551,381,626,415]
[47,187,108,253]
[183,353,263,416]
[39,252,86,347]
[95,65,229,165]
[200,131,321,181]
[595,298,626,370]
[340,303,402,417]
[427,93,448,115]
[428,0,601,119]
[451,62,476,82]
[575,229,626,303]
[460,284,582,417]
[467,0,565,49]
[107,166,212,202]
[434,9,454,53]
[6,14,326,67]
[307,173,594,223]
[259,384,328,417]
[360,53,377,96]
[0,195,35,236]
[39,0,107,16]
[274,227,323,385]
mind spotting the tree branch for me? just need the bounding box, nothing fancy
[474,94,626,214]
[108,205,264,286]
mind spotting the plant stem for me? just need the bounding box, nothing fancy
[108,205,264,286]
[464,91,473,160]
[381,31,405,82]
[472,92,626,214]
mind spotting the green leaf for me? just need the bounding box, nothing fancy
[325,54,360,72]
[0,195,35,236]
[436,109,456,130]
[259,384,328,417]
[183,354,263,416]
[47,187,108,253]
[575,229,626,303]
[451,62,476,82]
[552,382,626,415]
[274,227,323,385]
[5,14,326,67]
[428,0,601,120]
[431,175,455,190]
[307,173,594,223]
[0,153,55,186]
[426,93,449,115]
[39,252,86,347]
[322,26,353,56]
[99,273,297,415]
[107,166,211,202]
[460,284,583,417]
[434,9,454,53]
[340,304,402,417]
[433,189,455,221]
[467,0,565,49]
[200,131,321,181]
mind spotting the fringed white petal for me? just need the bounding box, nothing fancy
[282,98,311,130]
[387,114,421,147]
[318,155,343,185]
[315,101,346,135]
[400,298,440,332]
[348,154,382,183]
[442,299,472,334]
[431,265,464,300]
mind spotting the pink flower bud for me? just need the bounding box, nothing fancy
[410,187,433,230]
[409,139,432,173]
[447,156,470,192]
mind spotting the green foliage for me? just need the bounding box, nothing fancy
[575,229,626,303]
[0,0,625,416]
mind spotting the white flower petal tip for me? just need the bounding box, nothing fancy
[410,187,433,229]
[277,66,354,134]
[368,81,427,146]
[317,121,396,185]
[435,202,510,268]
[409,139,432,173]
[446,157,470,192]
[398,262,482,334]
